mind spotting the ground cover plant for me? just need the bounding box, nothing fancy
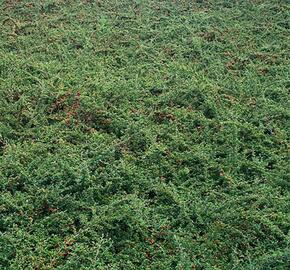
[0,0,289,269]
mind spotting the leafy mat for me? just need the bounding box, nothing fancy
[0,1,289,269]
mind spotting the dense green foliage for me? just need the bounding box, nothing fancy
[0,0,289,269]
